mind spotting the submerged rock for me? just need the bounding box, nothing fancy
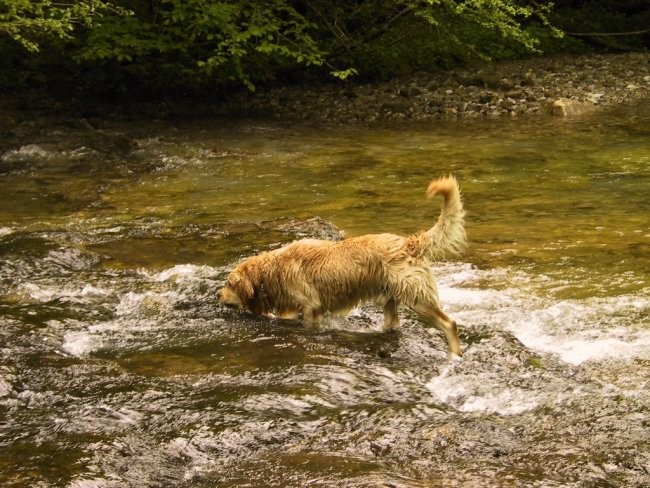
[261,216,345,241]
[544,98,597,117]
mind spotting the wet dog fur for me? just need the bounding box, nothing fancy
[218,176,466,356]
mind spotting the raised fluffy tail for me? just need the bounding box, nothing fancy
[424,175,466,259]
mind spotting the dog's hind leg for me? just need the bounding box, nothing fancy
[382,297,400,331]
[411,301,462,357]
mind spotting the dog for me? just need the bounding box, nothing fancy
[218,175,466,356]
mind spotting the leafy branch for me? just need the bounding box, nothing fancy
[0,0,130,52]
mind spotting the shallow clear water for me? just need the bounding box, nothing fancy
[1,101,649,487]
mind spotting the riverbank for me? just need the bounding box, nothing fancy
[1,51,649,129]
[223,51,650,123]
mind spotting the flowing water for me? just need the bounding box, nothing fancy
[1,101,649,487]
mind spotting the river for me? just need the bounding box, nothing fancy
[1,101,649,487]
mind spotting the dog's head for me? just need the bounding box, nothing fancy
[218,270,250,310]
[218,263,269,316]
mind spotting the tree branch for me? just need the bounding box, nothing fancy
[565,29,650,37]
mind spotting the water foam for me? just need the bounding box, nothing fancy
[435,263,650,366]
[426,372,540,415]
[115,291,180,317]
[68,478,109,488]
[58,264,222,357]
[62,330,101,357]
[240,393,335,416]
[149,263,216,282]
[509,296,650,365]
[1,144,53,162]
[0,367,17,398]
[16,282,111,304]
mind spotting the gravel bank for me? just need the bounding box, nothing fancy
[229,52,649,123]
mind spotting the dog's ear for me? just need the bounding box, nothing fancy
[231,271,255,305]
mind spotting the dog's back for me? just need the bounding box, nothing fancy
[266,238,388,316]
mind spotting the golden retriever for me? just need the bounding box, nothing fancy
[218,175,466,356]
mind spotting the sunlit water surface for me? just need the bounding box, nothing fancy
[1,101,649,487]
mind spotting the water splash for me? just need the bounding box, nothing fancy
[1,144,54,162]
[435,263,650,366]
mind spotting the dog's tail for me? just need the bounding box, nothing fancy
[421,175,466,259]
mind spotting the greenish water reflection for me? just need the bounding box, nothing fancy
[6,104,648,295]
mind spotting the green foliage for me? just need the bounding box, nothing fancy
[413,0,546,52]
[76,1,327,91]
[305,0,557,80]
[0,0,127,52]
[9,0,638,97]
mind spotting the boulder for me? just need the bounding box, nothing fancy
[544,98,597,117]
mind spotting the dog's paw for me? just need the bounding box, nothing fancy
[449,351,463,361]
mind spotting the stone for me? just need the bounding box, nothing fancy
[505,89,524,99]
[380,101,410,114]
[544,98,597,117]
[586,93,605,104]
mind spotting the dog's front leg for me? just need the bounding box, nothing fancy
[302,307,322,328]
